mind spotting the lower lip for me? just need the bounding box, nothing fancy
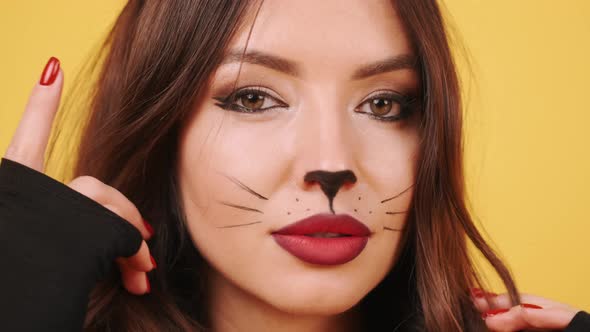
[272,234,368,265]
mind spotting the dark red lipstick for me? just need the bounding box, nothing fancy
[271,213,371,265]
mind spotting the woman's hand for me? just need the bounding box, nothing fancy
[472,288,581,331]
[3,56,155,295]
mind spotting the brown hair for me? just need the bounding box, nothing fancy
[46,0,521,331]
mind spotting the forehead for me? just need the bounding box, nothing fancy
[230,0,413,76]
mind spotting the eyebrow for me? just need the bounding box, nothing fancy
[221,49,418,80]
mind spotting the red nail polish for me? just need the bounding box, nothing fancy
[143,218,154,236]
[482,308,509,319]
[150,255,157,269]
[521,303,543,309]
[471,288,496,298]
[470,287,483,296]
[39,57,60,86]
[145,275,151,293]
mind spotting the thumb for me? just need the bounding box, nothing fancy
[4,57,63,172]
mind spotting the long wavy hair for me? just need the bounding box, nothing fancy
[46,0,521,331]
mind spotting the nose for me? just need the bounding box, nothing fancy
[304,170,357,213]
[291,89,361,213]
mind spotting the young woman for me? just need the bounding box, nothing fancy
[0,0,588,331]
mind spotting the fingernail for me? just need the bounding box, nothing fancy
[521,303,543,309]
[142,218,154,236]
[470,287,484,297]
[145,275,151,293]
[150,255,157,269]
[471,288,497,298]
[482,308,509,319]
[470,287,483,295]
[40,57,60,86]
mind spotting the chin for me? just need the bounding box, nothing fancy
[270,295,362,316]
[259,280,370,316]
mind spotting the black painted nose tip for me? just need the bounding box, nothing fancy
[304,170,357,205]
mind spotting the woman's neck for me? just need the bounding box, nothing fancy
[206,268,362,332]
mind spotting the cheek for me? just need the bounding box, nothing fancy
[355,120,420,196]
[178,108,282,205]
[180,112,287,203]
[176,108,287,274]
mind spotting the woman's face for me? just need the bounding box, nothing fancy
[178,0,420,315]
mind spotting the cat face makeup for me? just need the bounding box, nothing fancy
[177,0,420,319]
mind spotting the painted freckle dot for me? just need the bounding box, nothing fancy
[296,198,299,202]
[287,212,291,215]
[306,208,310,211]
[369,211,372,214]
[358,197,361,201]
[354,209,358,212]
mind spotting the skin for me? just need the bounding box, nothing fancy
[177,1,419,331]
[4,62,154,295]
[2,2,581,331]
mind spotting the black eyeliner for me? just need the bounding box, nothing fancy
[359,92,419,122]
[213,86,419,120]
[213,86,288,113]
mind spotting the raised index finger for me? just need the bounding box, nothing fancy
[4,57,63,172]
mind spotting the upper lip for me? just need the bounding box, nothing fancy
[272,213,371,236]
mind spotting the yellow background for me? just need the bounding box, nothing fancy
[0,1,588,310]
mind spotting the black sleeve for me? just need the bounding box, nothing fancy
[564,311,590,332]
[0,157,143,331]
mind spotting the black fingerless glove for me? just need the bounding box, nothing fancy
[0,158,142,331]
[565,310,590,332]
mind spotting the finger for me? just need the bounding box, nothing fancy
[119,268,150,295]
[67,176,154,240]
[471,288,499,312]
[472,291,554,313]
[116,241,154,295]
[484,304,577,331]
[4,57,63,172]
[116,240,154,272]
[483,305,531,332]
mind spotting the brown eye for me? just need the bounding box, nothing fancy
[355,91,416,122]
[240,93,265,110]
[369,98,393,116]
[213,87,288,113]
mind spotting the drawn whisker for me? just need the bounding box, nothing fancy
[219,201,264,214]
[223,175,268,200]
[383,226,403,232]
[385,211,408,215]
[217,221,263,229]
[381,184,414,204]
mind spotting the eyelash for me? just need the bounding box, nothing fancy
[213,86,419,122]
[213,86,287,113]
[356,90,418,122]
